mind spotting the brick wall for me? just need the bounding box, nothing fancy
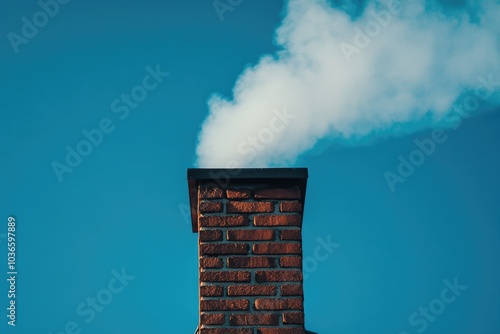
[195,180,307,334]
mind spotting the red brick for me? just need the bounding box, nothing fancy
[254,298,303,310]
[200,229,223,242]
[281,284,303,296]
[199,186,224,199]
[199,201,223,213]
[280,229,301,240]
[200,285,223,297]
[257,329,305,334]
[282,312,304,324]
[200,257,223,269]
[201,329,252,334]
[227,285,276,296]
[227,229,275,241]
[200,243,249,256]
[253,243,301,255]
[254,188,301,199]
[255,270,302,283]
[280,201,302,212]
[200,216,247,228]
[230,313,279,326]
[200,313,225,325]
[254,215,302,227]
[226,189,251,199]
[279,256,302,268]
[227,257,276,268]
[227,201,274,213]
[200,299,249,311]
[200,271,251,283]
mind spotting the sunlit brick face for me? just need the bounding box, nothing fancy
[193,174,307,334]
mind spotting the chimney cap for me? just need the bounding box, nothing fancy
[187,168,308,232]
[188,167,308,180]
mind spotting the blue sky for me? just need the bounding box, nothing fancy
[1,0,499,333]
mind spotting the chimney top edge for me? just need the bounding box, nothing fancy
[187,168,308,180]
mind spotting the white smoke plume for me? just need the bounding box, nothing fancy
[196,0,500,167]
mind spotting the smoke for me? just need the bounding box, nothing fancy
[196,0,500,167]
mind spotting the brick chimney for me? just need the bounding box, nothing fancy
[188,168,312,334]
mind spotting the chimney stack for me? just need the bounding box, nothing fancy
[188,168,310,334]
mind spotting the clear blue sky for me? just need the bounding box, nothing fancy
[1,0,499,333]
